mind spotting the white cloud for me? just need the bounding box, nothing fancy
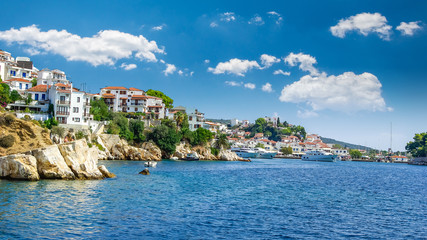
[190,71,194,76]
[297,110,319,118]
[152,24,166,31]
[221,12,236,22]
[284,52,319,76]
[273,69,291,76]
[267,11,283,25]
[120,63,137,71]
[330,12,392,40]
[204,59,210,63]
[0,25,165,66]
[178,70,183,75]
[163,63,176,76]
[279,72,389,113]
[396,21,422,36]
[210,22,218,28]
[225,81,243,87]
[244,83,256,89]
[249,15,264,25]
[260,54,280,68]
[262,83,273,92]
[208,58,261,76]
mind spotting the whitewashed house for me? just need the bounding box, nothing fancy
[188,109,205,131]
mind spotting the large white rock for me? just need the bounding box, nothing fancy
[99,134,121,152]
[218,149,243,161]
[32,145,75,179]
[58,139,104,179]
[0,154,40,180]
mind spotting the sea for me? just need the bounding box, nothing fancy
[0,159,426,239]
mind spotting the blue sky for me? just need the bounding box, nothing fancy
[0,0,426,151]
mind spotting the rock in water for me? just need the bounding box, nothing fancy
[0,154,40,180]
[139,168,150,175]
[98,165,116,178]
[32,145,76,179]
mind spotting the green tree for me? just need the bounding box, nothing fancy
[10,90,21,102]
[110,113,133,141]
[180,127,194,143]
[174,111,186,130]
[349,149,362,159]
[44,118,58,129]
[146,89,174,109]
[333,144,343,149]
[192,128,213,146]
[147,124,181,156]
[31,78,37,87]
[0,83,11,104]
[280,146,293,155]
[406,132,427,157]
[90,99,111,121]
[213,133,229,150]
[129,119,145,143]
[255,143,265,149]
[25,95,33,105]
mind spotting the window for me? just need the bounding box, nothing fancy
[120,91,126,94]
[19,83,22,89]
[35,94,39,100]
[189,116,193,121]
[135,108,138,111]
[25,84,28,89]
[22,72,27,78]
[72,117,80,122]
[10,70,16,76]
[41,94,46,100]
[106,90,111,93]
[77,97,80,103]
[73,107,79,113]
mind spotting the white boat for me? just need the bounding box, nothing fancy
[253,148,278,159]
[231,148,258,158]
[301,150,338,162]
[144,161,157,167]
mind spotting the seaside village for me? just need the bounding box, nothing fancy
[0,50,409,163]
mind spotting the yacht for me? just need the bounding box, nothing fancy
[253,148,277,159]
[301,150,338,162]
[231,148,258,158]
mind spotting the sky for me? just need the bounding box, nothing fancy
[0,0,426,151]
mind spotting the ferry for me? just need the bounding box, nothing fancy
[253,148,277,159]
[301,150,338,162]
[231,148,258,158]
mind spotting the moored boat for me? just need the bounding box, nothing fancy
[253,148,277,159]
[301,150,338,162]
[185,153,200,161]
[231,148,258,158]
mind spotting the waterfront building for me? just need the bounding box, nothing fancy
[3,78,31,94]
[168,105,187,120]
[0,51,37,82]
[188,109,205,131]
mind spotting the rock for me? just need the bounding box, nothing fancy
[173,142,192,160]
[98,165,116,178]
[32,145,75,179]
[58,139,104,180]
[218,149,243,161]
[139,168,150,175]
[141,142,162,161]
[193,146,217,160]
[99,134,121,152]
[0,154,40,180]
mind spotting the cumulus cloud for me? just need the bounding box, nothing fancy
[0,25,165,67]
[244,83,256,89]
[208,58,261,76]
[204,59,210,63]
[249,15,264,25]
[279,72,389,113]
[297,110,319,118]
[267,11,283,25]
[260,54,280,68]
[330,13,392,40]
[225,81,243,87]
[221,12,236,22]
[178,70,184,75]
[284,52,319,76]
[396,21,422,36]
[262,83,273,92]
[273,69,291,76]
[163,63,176,76]
[120,63,137,71]
[152,24,166,31]
[210,22,218,28]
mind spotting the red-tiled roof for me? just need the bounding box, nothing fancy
[120,97,128,100]
[102,93,116,98]
[131,95,148,99]
[129,87,143,91]
[27,84,49,92]
[55,83,71,87]
[5,78,31,83]
[102,86,128,90]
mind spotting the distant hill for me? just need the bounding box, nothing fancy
[320,137,374,151]
[205,119,231,125]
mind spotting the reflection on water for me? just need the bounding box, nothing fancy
[0,159,426,239]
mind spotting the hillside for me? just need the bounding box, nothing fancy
[320,137,373,151]
[205,119,231,125]
[0,113,53,156]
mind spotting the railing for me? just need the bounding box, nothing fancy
[56,111,70,115]
[57,100,70,105]
[105,102,114,105]
[119,104,127,107]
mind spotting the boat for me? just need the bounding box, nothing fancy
[231,148,258,158]
[253,148,277,159]
[301,150,338,162]
[185,153,199,161]
[144,161,157,167]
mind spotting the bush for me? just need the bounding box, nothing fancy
[88,142,93,148]
[75,130,85,140]
[147,125,181,156]
[4,114,15,124]
[211,147,219,156]
[96,143,105,151]
[0,135,15,148]
[23,115,32,121]
[51,126,66,138]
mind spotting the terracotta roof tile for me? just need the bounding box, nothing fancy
[5,78,31,83]
[102,86,128,90]
[27,84,49,92]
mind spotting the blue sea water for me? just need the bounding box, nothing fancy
[0,159,426,239]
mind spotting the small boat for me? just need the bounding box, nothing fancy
[253,148,278,159]
[185,153,199,161]
[144,161,157,167]
[231,148,258,158]
[301,150,338,162]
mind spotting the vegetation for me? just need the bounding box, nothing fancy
[0,134,15,148]
[107,113,133,141]
[191,127,213,146]
[24,95,33,105]
[0,83,11,107]
[280,146,293,155]
[90,99,111,121]
[31,78,37,87]
[244,117,306,142]
[43,118,58,129]
[211,147,219,156]
[129,119,145,143]
[406,132,427,157]
[10,90,21,102]
[146,89,174,109]
[51,126,66,137]
[349,149,362,159]
[255,143,264,148]
[213,134,229,150]
[75,130,86,140]
[146,123,181,156]
[321,137,372,151]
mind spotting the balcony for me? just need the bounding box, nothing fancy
[105,102,114,106]
[56,111,70,116]
[57,100,70,105]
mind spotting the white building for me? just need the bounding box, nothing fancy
[188,109,205,131]
[3,78,31,94]
[37,69,69,86]
[0,51,37,82]
[230,118,239,127]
